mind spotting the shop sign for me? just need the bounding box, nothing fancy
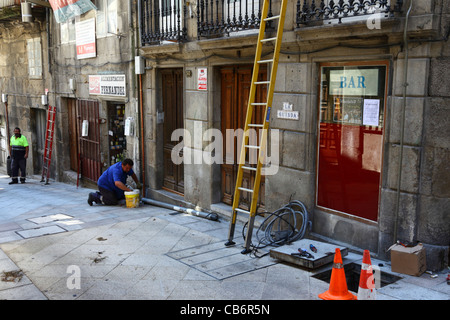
[76,18,96,60]
[89,75,126,97]
[329,68,379,96]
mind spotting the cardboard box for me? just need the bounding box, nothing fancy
[390,243,426,276]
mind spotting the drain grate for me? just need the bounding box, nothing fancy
[312,262,402,292]
[167,240,277,280]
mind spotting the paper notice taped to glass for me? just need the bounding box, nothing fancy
[363,99,380,126]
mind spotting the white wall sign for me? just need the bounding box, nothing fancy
[89,75,127,97]
[277,102,298,120]
[277,110,299,120]
[198,68,207,91]
[76,18,96,60]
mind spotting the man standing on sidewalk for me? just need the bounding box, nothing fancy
[9,127,29,185]
[88,158,141,206]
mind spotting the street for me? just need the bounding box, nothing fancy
[0,174,448,301]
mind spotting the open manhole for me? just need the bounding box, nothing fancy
[312,262,402,292]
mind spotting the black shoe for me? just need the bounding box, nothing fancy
[20,180,26,184]
[9,180,18,185]
[88,193,95,206]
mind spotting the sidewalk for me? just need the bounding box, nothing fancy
[0,174,448,300]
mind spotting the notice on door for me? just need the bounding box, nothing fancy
[198,68,207,91]
[363,99,380,126]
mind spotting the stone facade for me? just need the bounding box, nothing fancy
[0,0,448,271]
[139,0,449,270]
[0,11,50,177]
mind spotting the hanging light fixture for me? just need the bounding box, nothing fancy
[21,1,33,23]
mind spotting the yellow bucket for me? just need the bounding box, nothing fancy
[124,190,140,208]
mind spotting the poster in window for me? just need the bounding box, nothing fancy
[76,18,96,59]
[49,0,97,24]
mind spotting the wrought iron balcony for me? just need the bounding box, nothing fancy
[140,0,187,46]
[296,0,404,27]
[197,0,270,39]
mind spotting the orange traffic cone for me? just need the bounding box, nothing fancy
[357,250,376,300]
[318,248,356,300]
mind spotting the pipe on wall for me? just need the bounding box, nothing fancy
[393,0,413,244]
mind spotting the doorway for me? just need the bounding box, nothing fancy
[220,65,266,211]
[30,108,47,174]
[108,103,126,165]
[161,68,184,194]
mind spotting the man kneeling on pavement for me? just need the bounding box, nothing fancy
[88,158,141,206]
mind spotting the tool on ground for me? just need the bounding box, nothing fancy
[291,248,314,259]
[310,244,317,253]
[224,0,288,255]
[41,105,56,185]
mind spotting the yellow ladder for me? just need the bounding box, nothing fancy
[225,0,288,254]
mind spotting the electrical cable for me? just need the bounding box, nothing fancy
[241,200,311,258]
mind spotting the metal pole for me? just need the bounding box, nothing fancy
[141,197,219,221]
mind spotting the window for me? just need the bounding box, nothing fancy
[316,61,389,222]
[60,18,77,44]
[27,38,42,79]
[96,0,118,37]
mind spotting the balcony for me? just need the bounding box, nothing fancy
[139,0,405,46]
[296,0,404,27]
[0,0,20,20]
[197,0,269,39]
[140,0,188,45]
[0,0,20,8]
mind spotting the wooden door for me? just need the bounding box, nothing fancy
[162,68,184,194]
[221,66,266,210]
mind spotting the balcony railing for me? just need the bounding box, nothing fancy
[197,0,271,39]
[140,0,405,45]
[296,0,404,27]
[140,0,187,45]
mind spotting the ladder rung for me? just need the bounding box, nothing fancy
[251,103,267,106]
[257,59,274,64]
[238,187,254,193]
[235,208,250,215]
[254,81,270,85]
[245,145,260,149]
[242,166,257,171]
[264,15,280,21]
[261,37,277,43]
[248,124,264,128]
